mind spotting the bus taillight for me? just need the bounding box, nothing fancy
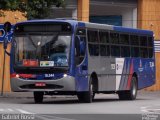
[10,73,19,78]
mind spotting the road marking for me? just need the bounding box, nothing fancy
[0,109,4,111]
[141,106,160,114]
[16,109,34,114]
[7,109,13,112]
[37,114,76,120]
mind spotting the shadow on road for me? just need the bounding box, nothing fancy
[19,97,151,105]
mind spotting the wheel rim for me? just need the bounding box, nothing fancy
[132,80,137,97]
[90,77,95,100]
[91,83,93,97]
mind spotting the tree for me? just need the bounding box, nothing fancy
[0,0,65,19]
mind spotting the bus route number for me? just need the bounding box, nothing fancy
[149,62,154,67]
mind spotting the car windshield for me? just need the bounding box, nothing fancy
[14,33,71,67]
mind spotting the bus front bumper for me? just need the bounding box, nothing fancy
[11,76,76,92]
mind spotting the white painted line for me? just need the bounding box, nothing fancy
[16,109,34,114]
[7,109,13,112]
[39,114,76,120]
[141,106,150,109]
[0,109,4,111]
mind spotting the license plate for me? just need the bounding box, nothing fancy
[35,82,46,87]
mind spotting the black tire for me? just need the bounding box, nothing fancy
[77,77,94,103]
[33,92,44,103]
[118,76,137,100]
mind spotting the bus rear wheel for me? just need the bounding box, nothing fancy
[118,76,137,100]
[33,92,44,103]
[77,78,95,103]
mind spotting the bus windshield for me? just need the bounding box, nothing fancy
[14,34,71,67]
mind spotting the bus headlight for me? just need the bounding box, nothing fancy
[16,74,19,78]
[63,74,67,77]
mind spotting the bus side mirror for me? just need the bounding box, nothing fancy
[4,22,11,33]
[75,36,80,57]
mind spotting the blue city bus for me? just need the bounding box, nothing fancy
[4,19,155,103]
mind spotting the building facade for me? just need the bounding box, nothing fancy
[0,0,160,91]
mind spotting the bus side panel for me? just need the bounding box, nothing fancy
[134,58,155,89]
[88,56,117,91]
[118,58,155,91]
[118,58,131,91]
[75,45,89,92]
[75,55,89,92]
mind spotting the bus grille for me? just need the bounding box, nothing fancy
[19,84,63,89]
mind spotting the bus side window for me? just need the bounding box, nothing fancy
[130,35,139,46]
[111,45,120,57]
[99,31,110,56]
[120,34,129,45]
[149,48,153,58]
[140,36,147,47]
[131,47,139,57]
[130,35,139,58]
[148,37,153,47]
[148,36,153,58]
[100,45,110,56]
[75,33,86,65]
[88,30,98,43]
[140,47,148,58]
[75,36,80,57]
[99,31,109,43]
[139,36,148,58]
[120,34,130,57]
[121,46,130,57]
[88,30,99,56]
[110,32,119,44]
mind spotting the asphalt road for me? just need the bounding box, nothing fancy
[0,91,159,120]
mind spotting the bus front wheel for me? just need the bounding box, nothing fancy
[118,76,137,100]
[77,78,95,103]
[33,92,44,103]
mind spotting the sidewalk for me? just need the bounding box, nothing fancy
[0,92,33,98]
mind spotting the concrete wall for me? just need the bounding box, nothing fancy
[138,0,160,91]
[90,0,137,28]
